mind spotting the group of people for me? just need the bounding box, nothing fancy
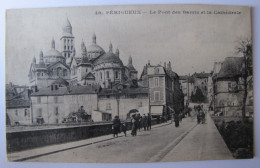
[112,113,152,137]
[195,105,206,124]
[131,113,152,136]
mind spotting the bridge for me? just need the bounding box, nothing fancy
[8,111,233,163]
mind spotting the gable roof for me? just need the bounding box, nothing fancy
[6,98,30,109]
[47,61,70,70]
[216,57,244,79]
[51,77,69,86]
[31,85,99,96]
[82,72,95,80]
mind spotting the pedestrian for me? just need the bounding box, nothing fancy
[121,122,127,136]
[112,116,121,137]
[174,113,179,127]
[131,114,137,136]
[138,116,143,131]
[142,114,148,131]
[147,113,152,130]
[197,112,201,124]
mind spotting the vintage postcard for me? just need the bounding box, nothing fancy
[5,4,253,163]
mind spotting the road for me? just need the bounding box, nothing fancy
[26,117,197,163]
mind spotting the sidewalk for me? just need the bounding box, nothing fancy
[161,114,234,162]
[7,121,171,162]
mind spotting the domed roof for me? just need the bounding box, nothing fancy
[45,49,63,57]
[87,44,105,53]
[87,33,105,54]
[44,39,63,58]
[94,52,123,66]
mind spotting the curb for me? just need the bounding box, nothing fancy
[147,122,198,162]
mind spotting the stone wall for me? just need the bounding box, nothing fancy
[6,119,160,153]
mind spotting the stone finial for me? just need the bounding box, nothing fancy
[116,48,119,57]
[39,51,44,63]
[92,32,96,44]
[51,38,55,49]
[109,42,113,53]
[128,55,132,65]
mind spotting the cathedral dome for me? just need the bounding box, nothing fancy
[87,33,105,60]
[44,39,65,64]
[87,44,105,54]
[94,52,123,66]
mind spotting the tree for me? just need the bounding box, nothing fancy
[235,38,252,123]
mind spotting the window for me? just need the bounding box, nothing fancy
[154,91,160,101]
[24,109,27,116]
[106,103,111,110]
[38,108,42,117]
[115,71,118,79]
[64,46,66,50]
[15,110,18,116]
[63,69,68,76]
[54,96,58,103]
[154,77,159,87]
[55,107,59,115]
[100,72,102,80]
[37,97,41,104]
[106,71,110,79]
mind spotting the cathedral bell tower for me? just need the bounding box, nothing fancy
[60,18,75,64]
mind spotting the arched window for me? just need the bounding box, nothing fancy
[100,72,102,80]
[63,69,67,76]
[57,67,62,76]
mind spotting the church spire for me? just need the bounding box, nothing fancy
[92,32,96,44]
[51,38,55,49]
[109,42,113,53]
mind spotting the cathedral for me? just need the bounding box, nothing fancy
[28,18,138,89]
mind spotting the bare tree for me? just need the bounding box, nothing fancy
[235,38,252,123]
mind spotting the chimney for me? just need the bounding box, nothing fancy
[148,60,150,66]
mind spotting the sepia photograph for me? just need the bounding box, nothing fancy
[4,3,255,164]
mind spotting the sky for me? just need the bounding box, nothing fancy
[5,4,251,86]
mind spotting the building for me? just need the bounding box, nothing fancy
[97,87,149,120]
[28,18,138,89]
[179,75,194,106]
[30,84,99,124]
[140,61,183,118]
[6,83,31,125]
[213,57,253,117]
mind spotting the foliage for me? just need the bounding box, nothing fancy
[190,88,207,103]
[217,120,254,159]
